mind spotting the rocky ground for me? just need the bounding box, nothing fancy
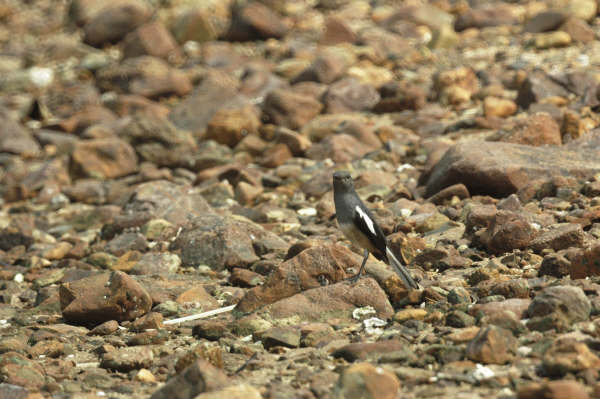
[2,0,600,398]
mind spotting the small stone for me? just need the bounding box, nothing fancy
[527,285,591,329]
[483,96,517,118]
[393,308,427,323]
[206,105,261,148]
[100,346,154,372]
[569,243,600,279]
[334,363,400,399]
[226,1,288,41]
[149,359,229,399]
[83,0,151,47]
[323,77,380,113]
[262,89,323,130]
[261,326,301,349]
[465,325,517,364]
[134,368,156,383]
[480,211,536,254]
[122,21,180,60]
[229,268,264,288]
[534,31,572,49]
[130,312,163,332]
[89,320,119,336]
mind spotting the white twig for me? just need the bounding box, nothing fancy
[163,305,236,325]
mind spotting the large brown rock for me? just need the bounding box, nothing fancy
[171,214,288,271]
[479,210,536,254]
[236,244,360,313]
[122,21,181,60]
[466,325,517,364]
[83,0,151,47]
[60,271,152,326]
[71,138,138,179]
[262,89,323,130]
[257,277,394,322]
[490,113,562,146]
[334,362,400,399]
[569,243,600,279]
[226,1,288,41]
[150,359,230,399]
[425,133,600,198]
[518,380,590,399]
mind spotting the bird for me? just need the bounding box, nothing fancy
[333,170,419,289]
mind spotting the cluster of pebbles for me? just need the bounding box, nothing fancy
[2,0,600,398]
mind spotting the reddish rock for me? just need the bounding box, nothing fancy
[434,67,479,104]
[205,105,261,147]
[122,21,181,60]
[83,0,151,47]
[263,89,323,130]
[230,268,264,288]
[226,1,288,41]
[374,81,427,112]
[97,56,191,98]
[466,325,517,364]
[150,359,229,399]
[570,243,600,279]
[236,244,360,313]
[560,17,595,43]
[517,70,570,109]
[293,48,351,84]
[454,4,518,31]
[305,134,372,163]
[274,127,312,156]
[528,286,591,324]
[542,341,600,377]
[469,298,531,319]
[60,271,152,326]
[425,135,600,198]
[518,380,590,399]
[258,277,394,322]
[321,16,356,45]
[71,138,138,179]
[334,362,400,399]
[323,78,380,113]
[480,211,536,254]
[0,352,46,390]
[259,143,293,168]
[529,224,584,252]
[490,113,561,146]
[333,340,410,362]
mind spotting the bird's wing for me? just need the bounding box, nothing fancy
[353,204,387,256]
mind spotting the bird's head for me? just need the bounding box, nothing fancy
[333,170,354,192]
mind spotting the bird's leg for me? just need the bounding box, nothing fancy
[348,249,369,283]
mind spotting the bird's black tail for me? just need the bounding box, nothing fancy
[386,246,420,290]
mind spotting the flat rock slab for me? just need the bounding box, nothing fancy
[256,277,394,323]
[425,133,600,198]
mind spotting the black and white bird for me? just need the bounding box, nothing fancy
[333,171,419,289]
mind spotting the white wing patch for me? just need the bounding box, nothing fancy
[355,206,376,236]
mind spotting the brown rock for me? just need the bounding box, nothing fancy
[122,21,181,60]
[321,16,356,45]
[427,183,469,204]
[126,180,212,226]
[560,17,595,43]
[259,143,293,168]
[374,81,427,112]
[205,105,261,148]
[570,243,600,279]
[0,384,44,399]
[434,67,479,104]
[305,134,372,163]
[72,138,137,179]
[261,326,301,349]
[226,1,288,41]
[83,0,151,47]
[323,78,380,113]
[517,70,570,109]
[528,285,591,325]
[0,352,46,390]
[425,134,600,198]
[333,340,412,362]
[454,4,518,31]
[470,298,531,319]
[523,11,566,33]
[169,71,247,133]
[539,253,571,278]
[334,362,400,399]
[170,3,230,44]
[543,341,600,377]
[0,111,41,157]
[480,211,536,254]
[89,320,120,335]
[150,359,229,399]
[97,56,192,99]
[518,380,590,399]
[171,214,287,270]
[60,271,152,326]
[176,286,220,310]
[274,127,312,156]
[263,89,323,130]
[257,277,394,323]
[236,244,355,313]
[491,113,561,146]
[529,224,584,252]
[465,325,517,364]
[130,311,163,332]
[100,346,153,372]
[230,268,264,288]
[483,96,517,118]
[293,48,352,84]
